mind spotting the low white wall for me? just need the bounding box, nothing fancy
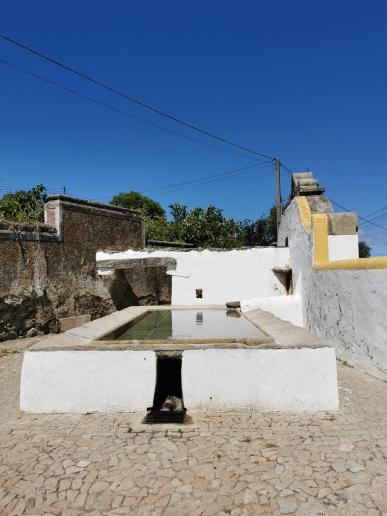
[240,295,303,327]
[97,247,289,305]
[183,348,339,411]
[20,346,338,413]
[20,351,156,413]
[328,235,358,261]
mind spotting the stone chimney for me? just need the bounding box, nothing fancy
[291,172,325,198]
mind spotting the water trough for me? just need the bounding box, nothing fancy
[20,305,339,414]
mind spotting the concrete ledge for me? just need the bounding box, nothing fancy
[241,296,303,327]
[98,257,177,271]
[59,314,91,332]
[243,308,327,348]
[314,256,387,270]
[28,305,326,352]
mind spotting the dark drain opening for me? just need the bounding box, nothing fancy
[143,354,186,424]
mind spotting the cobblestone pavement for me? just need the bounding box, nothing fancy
[1,339,387,515]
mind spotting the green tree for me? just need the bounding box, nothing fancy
[111,191,165,219]
[242,206,277,246]
[110,189,279,248]
[359,240,371,258]
[144,217,173,242]
[168,204,244,249]
[0,184,47,223]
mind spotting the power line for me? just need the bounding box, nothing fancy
[0,58,259,162]
[0,183,67,195]
[358,204,387,226]
[329,198,387,232]
[95,161,272,201]
[315,160,387,173]
[0,33,275,161]
[360,212,387,228]
[140,161,271,194]
[149,162,273,196]
[7,33,385,225]
[365,205,387,218]
[0,187,57,193]
[279,161,293,176]
[279,162,387,232]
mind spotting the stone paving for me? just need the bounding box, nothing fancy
[1,338,387,515]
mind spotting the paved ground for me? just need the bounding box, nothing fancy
[1,338,387,515]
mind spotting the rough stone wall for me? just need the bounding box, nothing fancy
[97,257,175,309]
[122,266,172,306]
[101,266,172,309]
[279,197,387,380]
[0,196,144,340]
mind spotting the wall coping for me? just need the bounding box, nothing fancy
[26,305,328,352]
[98,257,177,270]
[133,245,283,253]
[314,256,387,270]
[46,195,142,218]
[0,229,61,243]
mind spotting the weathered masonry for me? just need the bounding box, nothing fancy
[0,196,144,340]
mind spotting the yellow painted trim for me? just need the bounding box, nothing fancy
[296,196,311,232]
[314,256,387,270]
[312,213,329,264]
[293,195,387,270]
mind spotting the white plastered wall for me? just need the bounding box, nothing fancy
[183,347,339,411]
[97,247,289,305]
[20,350,156,413]
[21,347,338,413]
[240,295,303,327]
[328,235,359,261]
[278,198,387,381]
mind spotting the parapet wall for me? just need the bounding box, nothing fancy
[0,196,144,340]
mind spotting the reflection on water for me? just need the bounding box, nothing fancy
[196,312,203,325]
[226,309,241,318]
[115,309,264,340]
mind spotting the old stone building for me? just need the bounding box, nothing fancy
[0,196,144,340]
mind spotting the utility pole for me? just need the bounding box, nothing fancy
[275,158,282,241]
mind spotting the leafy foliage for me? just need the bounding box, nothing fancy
[0,184,47,223]
[144,199,278,249]
[168,204,245,248]
[359,240,371,258]
[111,191,165,219]
[145,217,173,242]
[0,182,278,249]
[241,206,277,246]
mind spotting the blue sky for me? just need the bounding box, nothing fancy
[1,1,386,253]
